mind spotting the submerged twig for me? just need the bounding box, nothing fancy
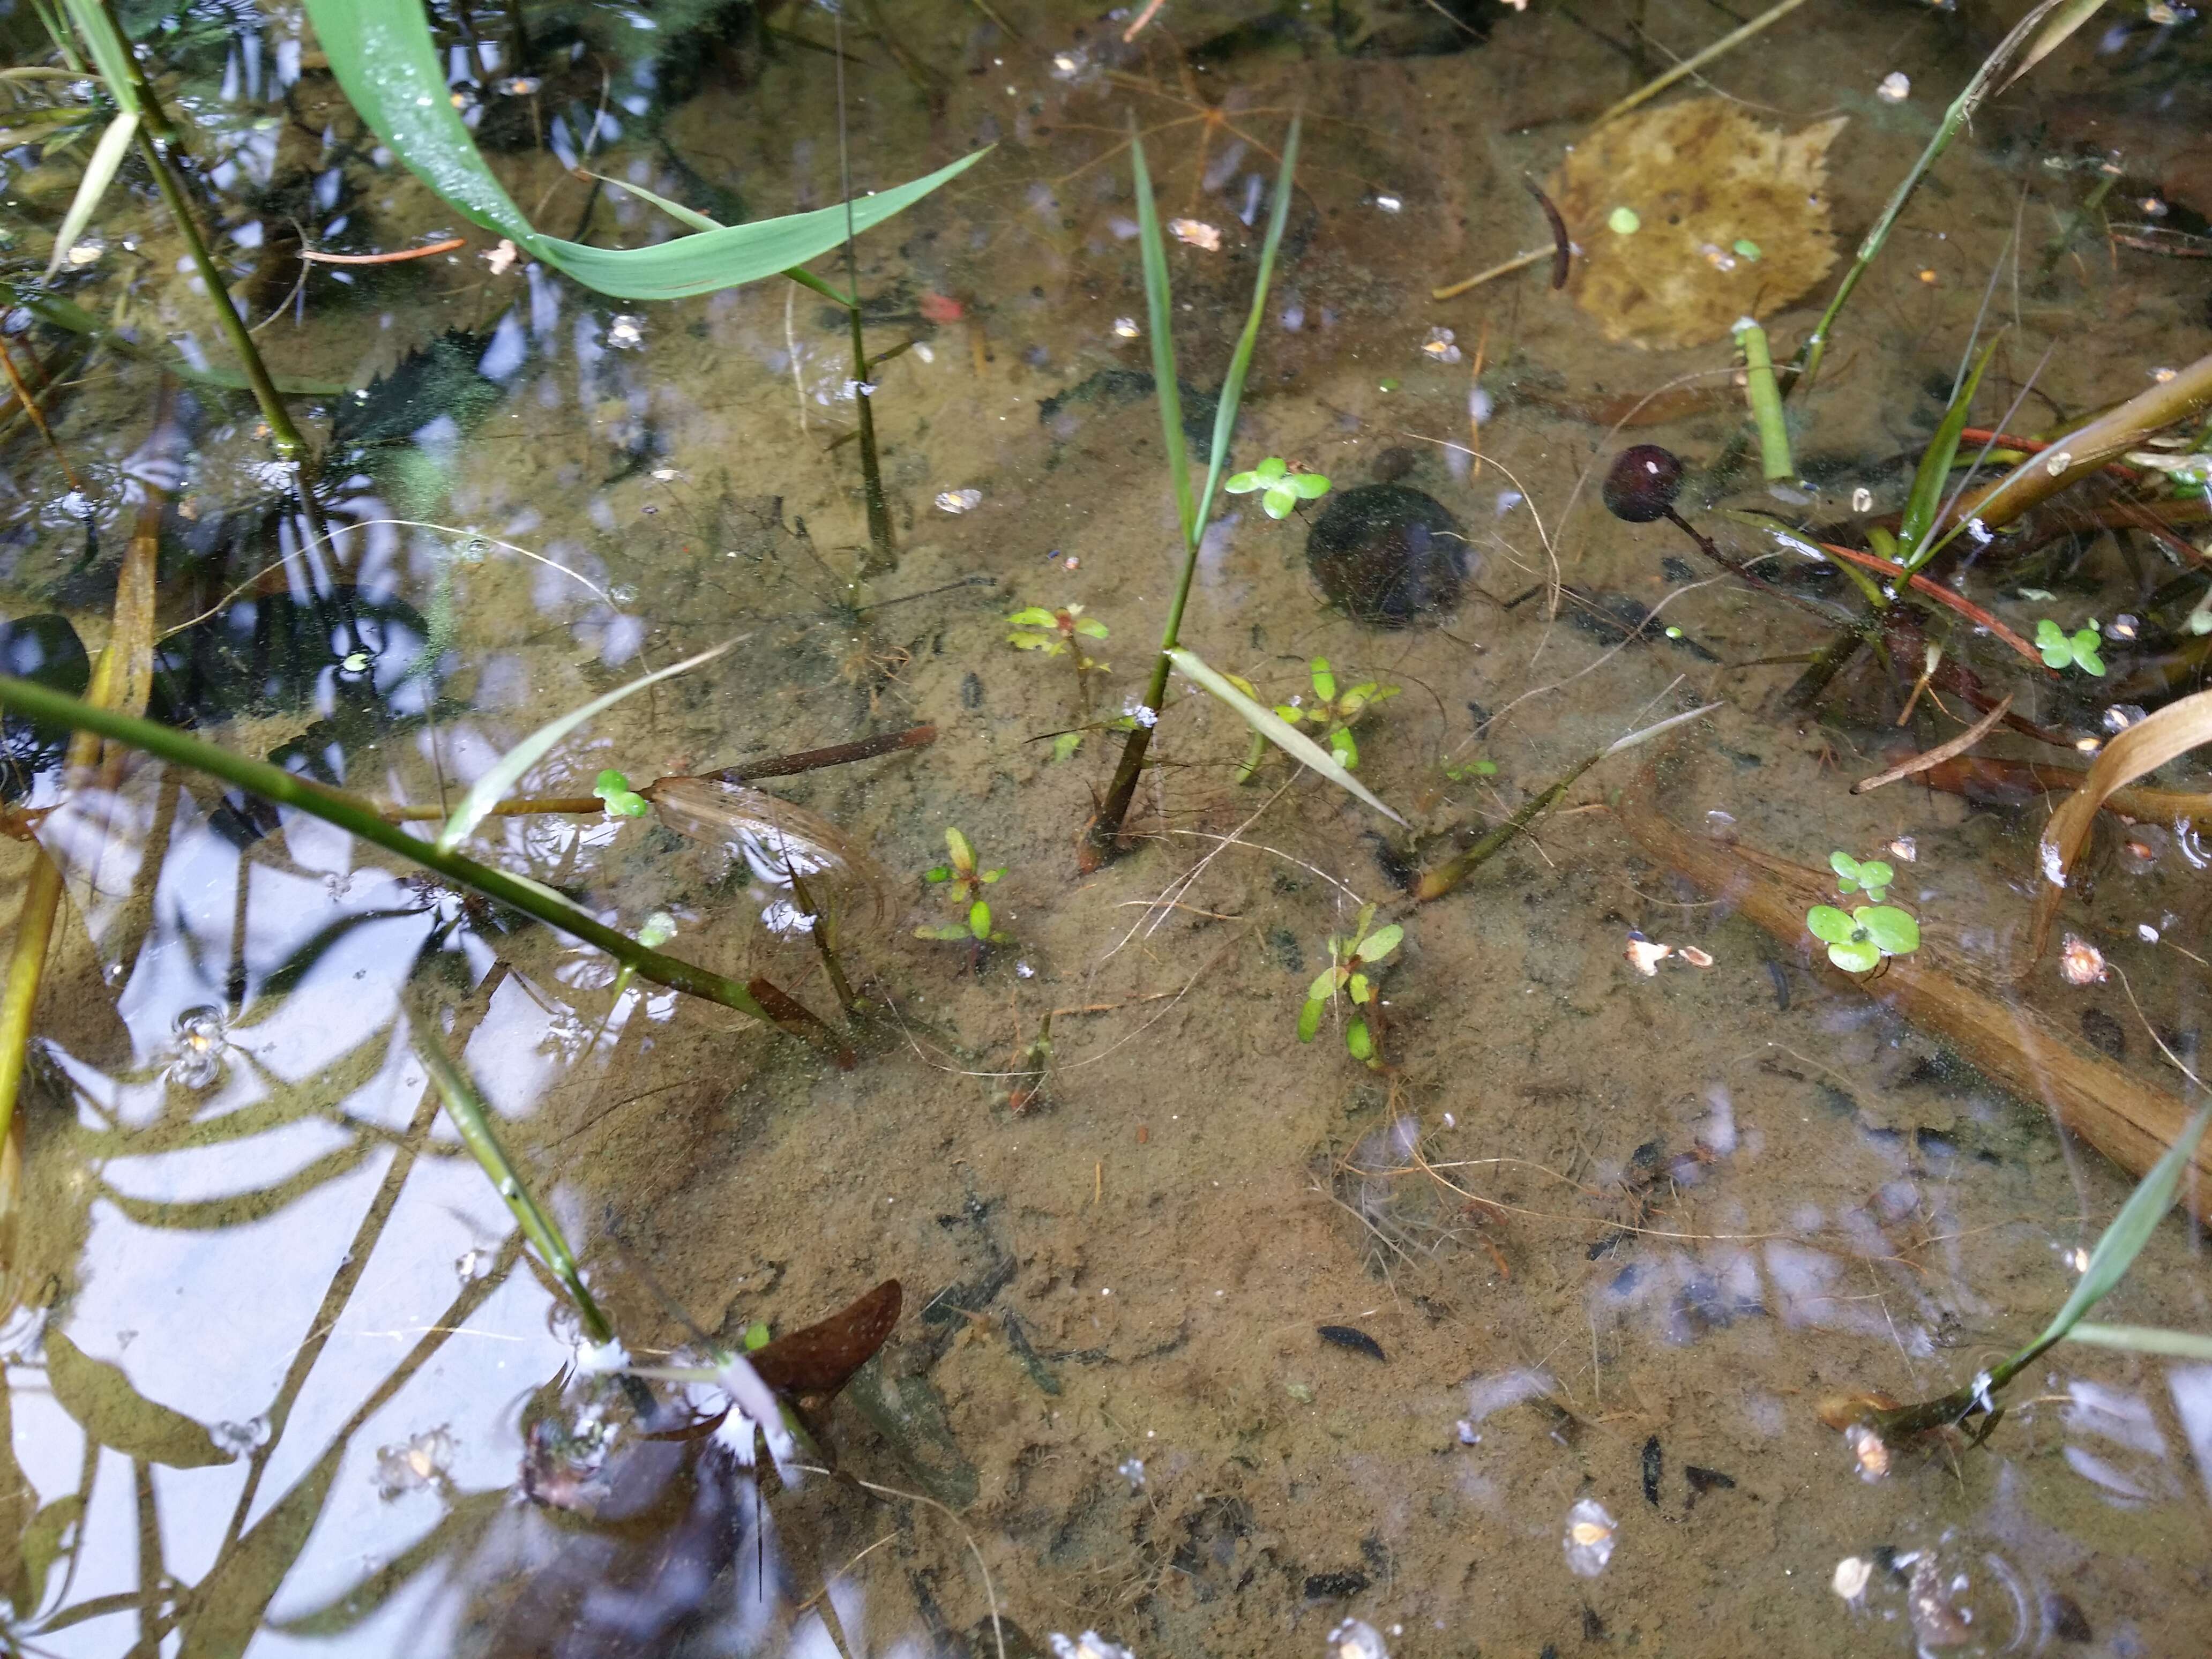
[1851,697,2011,794]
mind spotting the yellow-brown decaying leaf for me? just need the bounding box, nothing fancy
[1553,98,1847,349]
[2027,688,2212,968]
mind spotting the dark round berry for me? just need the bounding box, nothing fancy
[1603,445,1685,524]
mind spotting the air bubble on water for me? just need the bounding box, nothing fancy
[167,1005,229,1089]
[455,1247,489,1282]
[211,1416,271,1456]
[1562,1498,1617,1576]
[1048,1633,1135,1659]
[608,582,639,606]
[1327,1619,1390,1659]
[1117,1456,1145,1491]
[499,1177,519,1198]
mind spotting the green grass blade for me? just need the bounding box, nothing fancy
[579,170,860,309]
[1899,336,1998,562]
[2026,1100,2212,1358]
[0,673,784,1028]
[59,0,139,114]
[300,0,988,301]
[2064,1322,2212,1360]
[435,638,734,853]
[410,1018,612,1344]
[1191,115,1301,536]
[1130,126,1193,545]
[43,109,136,280]
[1168,647,1404,824]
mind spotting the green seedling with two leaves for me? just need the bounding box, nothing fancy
[1298,903,1402,1065]
[1224,455,1333,520]
[1006,604,1109,668]
[918,828,1008,944]
[1274,658,1399,771]
[1828,850,1893,904]
[595,769,651,817]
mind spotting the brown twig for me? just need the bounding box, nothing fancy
[1852,696,2011,794]
[298,237,467,265]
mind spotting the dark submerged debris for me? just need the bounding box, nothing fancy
[1302,1569,1371,1600]
[1526,181,1572,289]
[1683,1464,1737,1510]
[1640,1435,1662,1506]
[749,1278,903,1404]
[1317,1324,1387,1362]
[1306,484,1471,626]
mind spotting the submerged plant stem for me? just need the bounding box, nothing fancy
[0,676,835,1042]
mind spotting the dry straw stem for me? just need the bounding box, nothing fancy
[1615,754,2212,1223]
[1588,0,1814,131]
[1951,349,2212,531]
[1851,696,2011,795]
[2025,688,2212,968]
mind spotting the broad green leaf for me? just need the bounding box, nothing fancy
[2028,1100,2212,1354]
[1829,850,1860,883]
[1805,905,1855,945]
[1310,660,1336,701]
[1307,967,1341,1003]
[1900,337,1997,563]
[1297,997,1322,1042]
[1006,608,1060,627]
[968,900,992,938]
[1290,472,1332,499]
[1858,905,1919,955]
[1168,647,1405,824]
[1356,924,1403,963]
[593,768,648,818]
[44,1328,231,1468]
[1826,938,1882,974]
[300,0,989,301]
[1346,1019,1373,1062]
[437,639,733,852]
[43,109,137,281]
[2064,1322,2212,1360]
[945,827,974,870]
[1347,971,1370,1002]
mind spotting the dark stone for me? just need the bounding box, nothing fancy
[2044,1591,2093,1643]
[1305,484,1470,625]
[2080,1006,2126,1059]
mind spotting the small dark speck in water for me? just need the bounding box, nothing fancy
[1317,1325,1386,1362]
[1370,444,1419,482]
[1467,698,1493,730]
[1267,928,1305,974]
[1641,1436,1662,1506]
[960,672,983,710]
[2080,1006,2125,1059]
[2043,1592,2093,1643]
[1684,1465,1737,1509]
[1765,959,1790,1011]
[1303,1570,1370,1599]
[1661,556,1696,584]
[1581,1604,1608,1640]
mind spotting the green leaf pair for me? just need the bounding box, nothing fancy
[1806,903,1920,974]
[1829,850,1893,904]
[1225,456,1333,520]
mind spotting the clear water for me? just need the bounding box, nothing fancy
[2,2,2210,1655]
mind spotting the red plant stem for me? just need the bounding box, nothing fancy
[1813,541,2044,667]
[300,237,467,265]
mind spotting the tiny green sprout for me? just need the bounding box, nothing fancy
[1829,850,1894,905]
[1224,456,1334,520]
[611,909,677,999]
[1006,603,1109,666]
[1050,730,1085,763]
[2036,618,2106,676]
[1297,902,1404,1067]
[1274,658,1399,771]
[1806,903,1921,974]
[1441,758,1499,783]
[594,768,649,818]
[919,827,1010,944]
[743,1319,771,1352]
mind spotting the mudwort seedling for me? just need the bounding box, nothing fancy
[1298,903,1402,1066]
[1224,455,1333,520]
[918,827,1008,944]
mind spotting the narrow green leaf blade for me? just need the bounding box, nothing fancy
[59,0,139,114]
[1900,337,1998,561]
[2030,1100,2212,1354]
[436,639,733,852]
[1130,126,1193,544]
[300,0,988,301]
[1192,116,1302,535]
[43,109,137,281]
[2064,1322,2212,1360]
[1168,647,1405,824]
